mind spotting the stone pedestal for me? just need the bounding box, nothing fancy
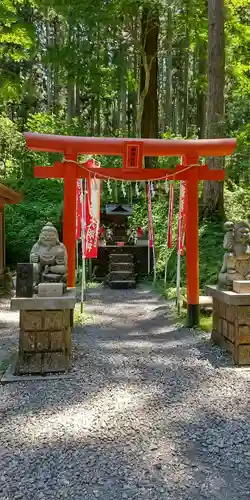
[11,289,76,375]
[206,285,250,365]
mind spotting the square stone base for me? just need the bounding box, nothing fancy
[11,290,76,375]
[206,285,250,366]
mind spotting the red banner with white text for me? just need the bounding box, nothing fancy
[177,180,187,256]
[84,160,101,259]
[76,179,83,240]
[147,183,154,248]
[167,182,174,249]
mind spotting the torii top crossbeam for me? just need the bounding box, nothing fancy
[25,133,235,157]
[24,132,236,327]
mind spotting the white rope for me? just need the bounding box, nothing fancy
[61,158,201,182]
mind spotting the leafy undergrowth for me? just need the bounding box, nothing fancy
[152,279,213,333]
[199,315,212,332]
[74,304,92,326]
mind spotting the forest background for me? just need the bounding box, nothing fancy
[0,0,250,291]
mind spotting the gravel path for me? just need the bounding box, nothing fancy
[1,285,250,500]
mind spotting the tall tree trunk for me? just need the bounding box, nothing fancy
[182,8,189,137]
[158,55,164,133]
[201,0,225,219]
[95,22,101,135]
[165,7,173,132]
[53,18,60,113]
[67,18,75,123]
[139,7,159,167]
[46,21,53,111]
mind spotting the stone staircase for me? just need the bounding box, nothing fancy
[108,253,136,289]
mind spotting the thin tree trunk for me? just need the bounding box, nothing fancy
[75,79,80,117]
[132,48,138,137]
[196,37,207,138]
[176,85,181,134]
[75,26,81,117]
[96,95,101,135]
[119,42,127,136]
[90,97,95,135]
[172,96,177,134]
[127,43,138,137]
[46,21,53,111]
[104,99,111,135]
[67,82,74,123]
[201,0,225,219]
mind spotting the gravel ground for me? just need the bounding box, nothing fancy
[1,285,250,500]
[0,297,19,371]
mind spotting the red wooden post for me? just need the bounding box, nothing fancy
[184,155,200,326]
[63,155,77,288]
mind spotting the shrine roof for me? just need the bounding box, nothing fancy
[104,204,133,215]
[0,183,22,205]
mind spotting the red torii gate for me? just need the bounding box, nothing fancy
[24,133,236,326]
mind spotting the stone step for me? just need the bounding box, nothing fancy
[109,253,134,263]
[183,295,213,313]
[109,270,135,281]
[110,262,134,271]
[109,280,136,289]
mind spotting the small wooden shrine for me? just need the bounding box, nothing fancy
[92,203,152,285]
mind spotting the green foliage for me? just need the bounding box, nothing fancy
[0,0,35,102]
[198,221,224,287]
[5,179,63,265]
[225,184,250,220]
[127,185,245,292]
[0,115,27,177]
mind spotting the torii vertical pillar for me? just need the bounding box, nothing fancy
[184,155,200,327]
[64,154,77,288]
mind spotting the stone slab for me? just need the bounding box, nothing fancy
[233,280,250,294]
[1,358,72,384]
[16,263,33,298]
[109,280,136,289]
[183,296,213,309]
[38,282,63,297]
[11,289,76,311]
[206,285,250,305]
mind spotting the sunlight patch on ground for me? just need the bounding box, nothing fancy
[0,311,19,324]
[1,384,163,448]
